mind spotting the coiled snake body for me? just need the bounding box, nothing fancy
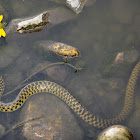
[0,61,140,128]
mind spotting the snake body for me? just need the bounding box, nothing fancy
[0,61,140,128]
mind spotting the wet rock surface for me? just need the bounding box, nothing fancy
[48,0,95,14]
[33,40,80,61]
[97,125,133,140]
[5,11,50,35]
[66,0,88,14]
[17,11,50,33]
[20,93,84,140]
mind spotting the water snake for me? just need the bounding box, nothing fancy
[0,61,140,128]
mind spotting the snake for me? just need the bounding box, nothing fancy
[0,61,140,129]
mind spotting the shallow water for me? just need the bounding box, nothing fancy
[0,0,140,139]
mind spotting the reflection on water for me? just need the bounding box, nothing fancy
[0,0,140,139]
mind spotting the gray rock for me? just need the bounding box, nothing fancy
[48,0,95,13]
[66,0,88,14]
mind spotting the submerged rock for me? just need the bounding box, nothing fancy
[6,11,50,34]
[114,50,139,64]
[48,42,80,58]
[97,125,133,140]
[20,93,84,140]
[5,7,76,36]
[24,121,59,140]
[33,40,80,61]
[66,0,88,14]
[5,7,76,42]
[17,12,50,33]
[49,0,96,14]
[114,52,124,64]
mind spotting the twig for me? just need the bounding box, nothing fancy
[3,62,83,97]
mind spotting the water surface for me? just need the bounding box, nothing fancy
[0,0,140,139]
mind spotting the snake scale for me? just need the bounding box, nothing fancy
[0,61,140,129]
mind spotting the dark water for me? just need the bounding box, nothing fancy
[0,0,140,139]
